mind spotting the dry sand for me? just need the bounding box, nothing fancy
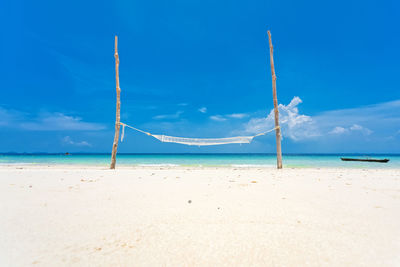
[0,166,399,266]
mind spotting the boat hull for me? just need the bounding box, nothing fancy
[340,158,390,163]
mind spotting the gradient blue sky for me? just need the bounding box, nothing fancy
[1,0,399,153]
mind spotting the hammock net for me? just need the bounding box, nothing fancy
[120,122,277,146]
[151,134,254,146]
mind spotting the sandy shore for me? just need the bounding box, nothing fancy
[0,166,399,266]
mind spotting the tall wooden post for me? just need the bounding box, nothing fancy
[267,31,283,169]
[110,36,121,169]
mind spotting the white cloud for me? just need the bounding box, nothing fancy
[153,111,183,120]
[62,136,91,147]
[240,97,400,142]
[20,113,105,131]
[208,113,248,121]
[243,96,319,140]
[350,124,362,131]
[198,107,207,113]
[210,115,227,122]
[350,124,373,135]
[330,124,372,135]
[226,113,248,119]
[0,108,105,131]
[313,100,400,138]
[330,126,348,134]
[178,103,188,106]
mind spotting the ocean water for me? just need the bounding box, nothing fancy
[0,153,399,168]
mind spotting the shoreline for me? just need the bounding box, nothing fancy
[1,163,400,170]
[2,154,399,169]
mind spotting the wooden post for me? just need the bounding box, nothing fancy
[110,36,121,169]
[267,30,283,169]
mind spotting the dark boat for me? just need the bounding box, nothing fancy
[341,157,389,163]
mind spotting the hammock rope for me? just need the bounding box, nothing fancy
[119,122,279,146]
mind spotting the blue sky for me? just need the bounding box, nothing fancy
[1,0,399,153]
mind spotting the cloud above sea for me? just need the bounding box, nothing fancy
[0,107,105,131]
[236,97,400,144]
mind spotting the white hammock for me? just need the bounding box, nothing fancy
[119,122,278,146]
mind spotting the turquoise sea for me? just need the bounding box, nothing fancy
[0,154,399,168]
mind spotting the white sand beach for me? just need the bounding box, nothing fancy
[0,166,399,266]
